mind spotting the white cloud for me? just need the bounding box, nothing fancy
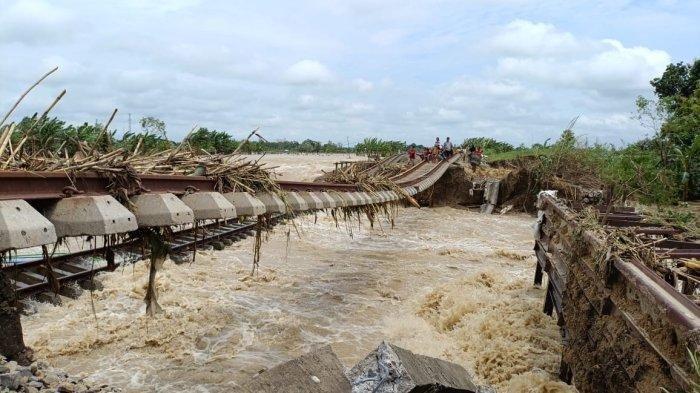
[0,0,74,44]
[297,94,316,109]
[490,19,580,57]
[1,1,694,147]
[436,108,463,123]
[284,60,334,85]
[491,20,671,93]
[342,102,374,115]
[353,78,374,92]
[370,28,407,46]
[445,78,541,102]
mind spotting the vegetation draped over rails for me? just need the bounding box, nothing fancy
[473,59,700,205]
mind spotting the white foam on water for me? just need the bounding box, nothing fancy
[22,203,575,392]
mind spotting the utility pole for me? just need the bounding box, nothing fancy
[128,113,132,133]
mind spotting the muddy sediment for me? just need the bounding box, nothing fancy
[415,162,533,212]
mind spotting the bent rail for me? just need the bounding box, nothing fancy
[0,154,462,298]
[535,192,700,392]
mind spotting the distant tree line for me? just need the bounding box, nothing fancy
[9,116,419,157]
[7,116,363,156]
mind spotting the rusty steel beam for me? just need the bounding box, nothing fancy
[0,154,461,201]
[275,180,357,192]
[395,154,461,187]
[0,171,360,201]
[661,249,700,259]
[540,193,700,332]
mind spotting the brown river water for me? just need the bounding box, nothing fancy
[20,155,576,392]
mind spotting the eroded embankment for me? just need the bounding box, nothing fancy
[536,195,698,392]
[21,208,572,392]
[414,161,531,211]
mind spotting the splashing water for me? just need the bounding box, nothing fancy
[21,205,575,392]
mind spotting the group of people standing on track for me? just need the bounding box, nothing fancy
[406,137,483,170]
[407,137,454,165]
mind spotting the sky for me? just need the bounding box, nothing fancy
[1,0,698,146]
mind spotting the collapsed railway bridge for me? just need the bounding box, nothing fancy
[0,154,461,365]
[2,153,700,392]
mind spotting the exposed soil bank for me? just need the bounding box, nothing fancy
[415,163,533,212]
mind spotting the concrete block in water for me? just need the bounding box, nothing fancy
[130,193,194,227]
[0,200,57,251]
[348,341,478,393]
[317,192,337,208]
[45,195,137,237]
[181,192,236,220]
[285,192,310,211]
[299,192,325,210]
[483,181,500,205]
[224,192,266,217]
[480,180,500,215]
[257,192,286,214]
[240,345,352,393]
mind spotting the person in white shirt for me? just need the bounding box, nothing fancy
[441,137,454,159]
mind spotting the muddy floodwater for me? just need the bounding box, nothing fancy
[243,153,366,182]
[21,154,576,392]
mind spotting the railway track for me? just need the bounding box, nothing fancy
[535,193,700,391]
[2,217,278,299]
[1,154,463,300]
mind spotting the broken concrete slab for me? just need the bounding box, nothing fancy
[0,200,57,252]
[348,341,478,393]
[479,180,500,215]
[224,192,266,217]
[45,195,137,237]
[181,192,236,220]
[239,345,352,393]
[256,192,286,214]
[130,193,194,227]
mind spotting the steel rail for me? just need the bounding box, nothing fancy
[0,154,461,298]
[3,217,274,297]
[536,196,700,390]
[539,193,700,332]
[0,153,461,201]
[0,171,358,200]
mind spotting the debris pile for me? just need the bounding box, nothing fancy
[241,341,494,393]
[0,356,119,393]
